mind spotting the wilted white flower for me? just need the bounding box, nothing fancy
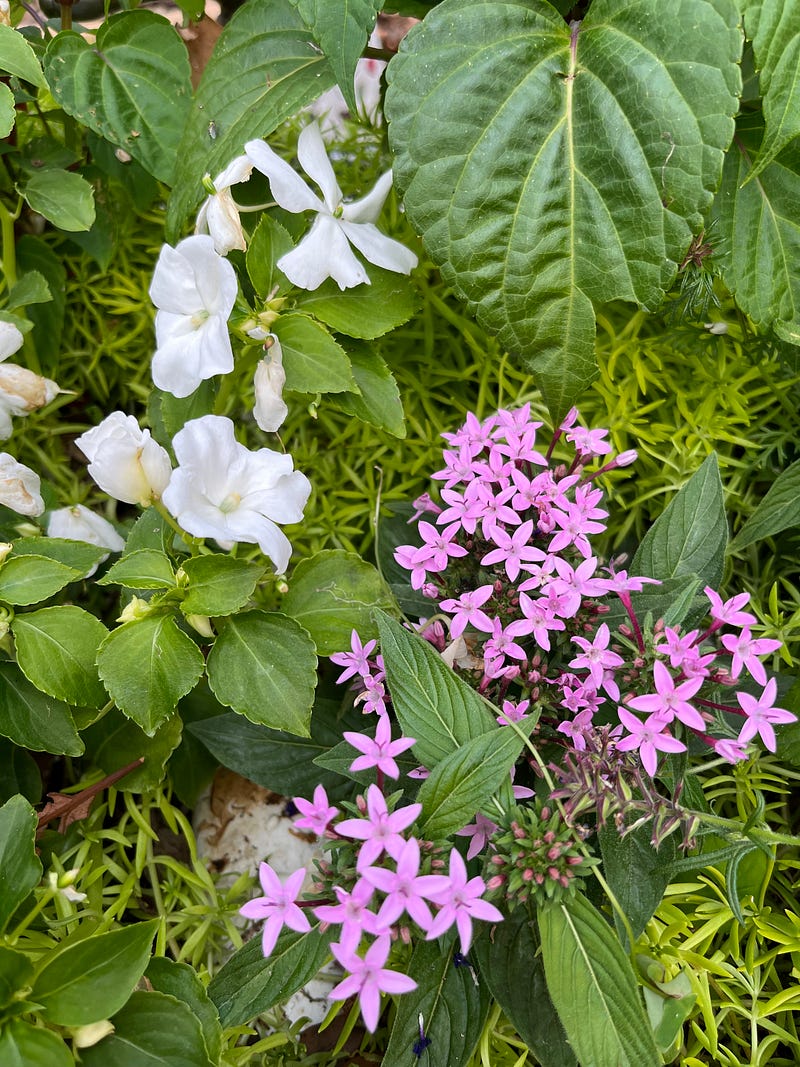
[47,504,125,574]
[0,321,24,360]
[0,454,44,516]
[253,335,288,433]
[0,363,59,441]
[244,122,417,291]
[149,235,238,398]
[75,412,172,507]
[196,155,254,255]
[162,414,310,573]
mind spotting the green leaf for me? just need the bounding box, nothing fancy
[12,605,109,708]
[179,554,262,617]
[43,12,192,184]
[97,616,205,735]
[188,701,358,800]
[0,82,15,140]
[145,958,223,1065]
[382,939,490,1067]
[417,725,526,839]
[0,795,41,933]
[166,0,335,238]
[282,549,391,655]
[277,312,356,394]
[80,990,214,1067]
[155,380,218,439]
[731,458,800,549]
[33,921,158,1026]
[292,0,380,113]
[206,610,317,736]
[122,508,171,558]
[598,823,678,944]
[0,945,34,1009]
[386,0,741,416]
[0,24,47,87]
[12,536,107,575]
[539,892,661,1067]
[330,344,406,437]
[246,215,293,296]
[715,114,800,345]
[81,707,182,792]
[313,735,418,787]
[0,1021,72,1067]
[0,740,41,805]
[16,236,67,373]
[742,0,800,176]
[296,263,419,339]
[6,270,51,310]
[208,926,330,1027]
[0,663,83,756]
[472,908,576,1067]
[98,550,177,589]
[0,555,79,606]
[632,453,727,590]
[21,169,95,232]
[376,611,496,768]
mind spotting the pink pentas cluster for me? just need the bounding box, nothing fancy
[391,406,793,776]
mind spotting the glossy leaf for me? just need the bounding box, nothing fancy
[277,312,356,394]
[246,215,293,296]
[0,663,83,756]
[0,945,34,1009]
[98,549,177,589]
[13,606,109,708]
[206,610,317,735]
[145,958,223,1064]
[376,611,496,768]
[97,616,205,735]
[731,460,800,549]
[0,795,41,933]
[11,536,107,575]
[539,892,661,1067]
[180,554,262,617]
[0,555,80,606]
[21,169,95,232]
[331,343,406,437]
[296,264,419,339]
[0,24,47,87]
[742,0,800,176]
[80,990,214,1067]
[386,0,741,420]
[0,1021,71,1067]
[81,707,183,792]
[292,0,381,113]
[44,12,192,183]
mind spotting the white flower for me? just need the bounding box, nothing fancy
[0,364,59,441]
[47,505,125,574]
[162,415,310,573]
[75,412,172,507]
[195,155,254,255]
[0,454,44,516]
[0,321,24,360]
[253,335,288,433]
[149,235,238,398]
[244,122,417,291]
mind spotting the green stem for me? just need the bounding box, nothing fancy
[0,196,22,291]
[8,889,56,941]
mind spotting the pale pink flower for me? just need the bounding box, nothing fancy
[239,862,310,957]
[329,934,417,1032]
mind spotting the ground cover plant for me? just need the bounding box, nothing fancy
[1,0,800,1065]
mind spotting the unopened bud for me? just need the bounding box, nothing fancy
[73,1021,115,1048]
[117,596,152,624]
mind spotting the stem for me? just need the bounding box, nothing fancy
[152,500,197,549]
[0,196,22,291]
[618,591,645,653]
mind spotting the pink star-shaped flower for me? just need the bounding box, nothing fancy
[336,785,422,870]
[293,784,339,836]
[239,862,311,957]
[736,678,795,752]
[343,715,416,780]
[627,659,705,730]
[615,708,686,776]
[424,848,503,953]
[329,934,417,1032]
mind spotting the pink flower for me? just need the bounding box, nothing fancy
[736,678,795,752]
[330,630,378,684]
[361,837,444,930]
[615,709,686,776]
[481,520,546,582]
[293,785,339,836]
[336,785,422,870]
[569,623,624,689]
[314,880,386,938]
[344,715,416,780]
[627,659,705,730]
[439,585,495,639]
[329,934,417,1032]
[704,587,756,628]
[456,813,498,860]
[424,849,503,953]
[721,629,781,686]
[239,862,311,957]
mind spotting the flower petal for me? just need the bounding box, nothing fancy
[339,220,417,275]
[278,215,370,290]
[245,139,323,214]
[341,170,393,224]
[297,121,342,212]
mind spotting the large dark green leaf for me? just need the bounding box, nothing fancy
[599,823,678,944]
[44,12,192,184]
[292,0,381,113]
[167,0,336,238]
[386,0,741,420]
[0,663,83,756]
[81,707,183,792]
[0,1021,71,1067]
[741,0,800,176]
[0,795,41,933]
[145,958,222,1064]
[13,605,109,708]
[730,458,800,549]
[80,990,214,1067]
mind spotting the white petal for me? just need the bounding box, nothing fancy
[170,415,242,497]
[297,121,342,212]
[0,400,16,440]
[0,453,43,516]
[0,321,24,362]
[47,505,125,553]
[149,242,206,314]
[341,170,393,224]
[253,341,288,432]
[204,192,247,255]
[278,215,369,290]
[213,154,253,190]
[339,220,418,275]
[151,315,234,398]
[244,139,323,214]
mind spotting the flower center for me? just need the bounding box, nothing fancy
[190,309,210,330]
[219,491,241,513]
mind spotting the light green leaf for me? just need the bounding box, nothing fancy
[0,1021,71,1067]
[33,921,158,1026]
[730,458,800,549]
[0,663,83,756]
[0,795,41,933]
[21,169,95,232]
[330,343,406,437]
[206,610,317,736]
[376,611,496,768]
[97,616,205,735]
[6,270,51,309]
[282,549,391,654]
[295,264,419,339]
[166,0,335,238]
[246,215,293,297]
[80,990,214,1067]
[98,550,177,589]
[0,82,14,140]
[539,892,661,1067]
[715,113,800,345]
[180,554,262,617]
[386,0,741,416]
[12,605,109,708]
[81,707,183,793]
[0,555,80,606]
[12,536,107,575]
[293,0,381,113]
[278,312,356,393]
[155,380,218,439]
[632,453,727,590]
[417,725,526,839]
[145,958,223,1065]
[43,12,192,184]
[742,0,800,176]
[0,24,47,87]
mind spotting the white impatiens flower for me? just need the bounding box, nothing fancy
[162,415,310,574]
[0,454,44,516]
[244,122,417,291]
[0,323,59,440]
[253,335,288,433]
[75,412,172,508]
[195,155,254,255]
[149,235,238,398]
[47,505,125,574]
[0,321,24,360]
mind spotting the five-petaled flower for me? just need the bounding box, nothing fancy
[329,934,417,1032]
[239,862,311,957]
